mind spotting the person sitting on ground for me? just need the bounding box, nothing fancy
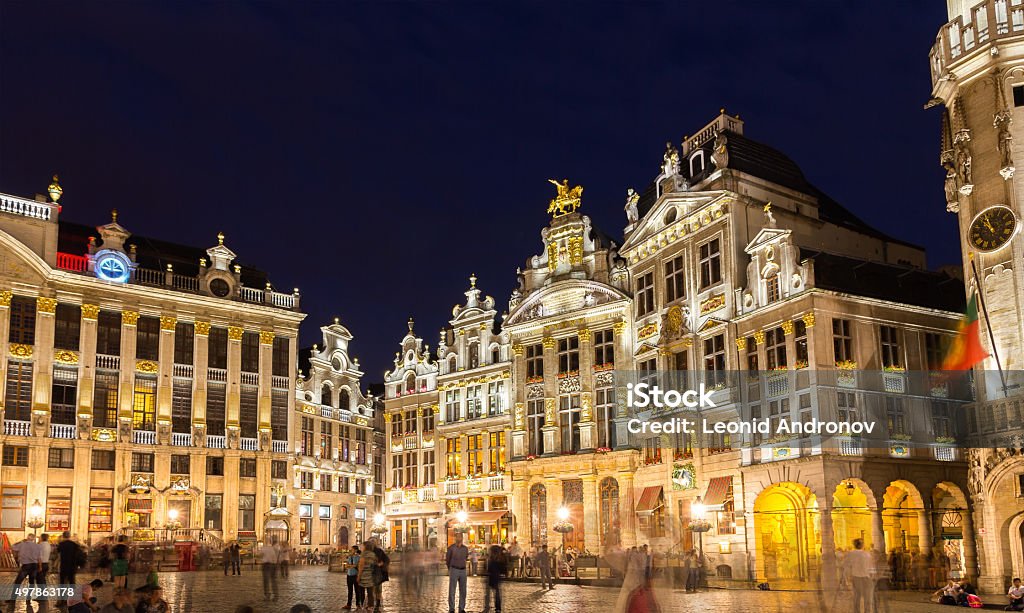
[135,585,168,613]
[68,578,104,613]
[99,587,136,613]
[1008,578,1024,612]
[933,579,961,606]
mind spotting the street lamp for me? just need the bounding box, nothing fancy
[453,510,469,535]
[371,513,387,539]
[27,499,43,535]
[688,496,711,588]
[552,506,574,577]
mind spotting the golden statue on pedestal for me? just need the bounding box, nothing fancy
[547,178,583,217]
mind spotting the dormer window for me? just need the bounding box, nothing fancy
[449,356,457,373]
[469,344,479,369]
[689,151,706,177]
[765,272,780,304]
[339,389,350,411]
[491,345,500,364]
[321,384,333,407]
[404,373,416,393]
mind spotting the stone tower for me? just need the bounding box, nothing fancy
[929,0,1024,591]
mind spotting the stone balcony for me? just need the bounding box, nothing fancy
[930,0,1024,84]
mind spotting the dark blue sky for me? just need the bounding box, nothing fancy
[0,1,954,382]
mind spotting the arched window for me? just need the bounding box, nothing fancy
[339,505,349,519]
[449,356,457,374]
[765,271,780,304]
[469,344,480,369]
[690,150,706,177]
[530,483,547,546]
[339,389,351,411]
[321,384,333,407]
[405,373,415,393]
[600,477,620,546]
[490,345,500,364]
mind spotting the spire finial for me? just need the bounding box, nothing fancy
[334,316,340,325]
[469,273,477,288]
[217,232,225,246]
[48,175,62,203]
[763,201,776,227]
[407,317,414,332]
[111,209,118,223]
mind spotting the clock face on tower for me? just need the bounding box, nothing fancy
[968,205,1018,252]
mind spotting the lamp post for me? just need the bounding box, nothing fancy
[371,513,387,544]
[27,499,43,536]
[552,506,574,580]
[689,496,711,589]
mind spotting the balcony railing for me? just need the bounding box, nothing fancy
[207,435,226,449]
[930,0,1024,83]
[56,252,88,272]
[0,194,55,220]
[389,490,403,505]
[4,420,31,436]
[882,371,907,394]
[133,430,156,445]
[49,423,77,439]
[321,406,334,419]
[444,481,462,496]
[838,437,863,456]
[934,446,958,462]
[420,487,436,502]
[487,476,505,492]
[96,354,120,370]
[173,364,194,378]
[171,432,192,447]
[272,440,289,454]
[207,368,227,382]
[240,437,258,451]
[766,372,789,398]
[271,376,289,390]
[240,372,259,386]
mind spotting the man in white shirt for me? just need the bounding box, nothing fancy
[507,539,522,579]
[13,536,42,603]
[260,538,280,601]
[843,538,875,613]
[37,534,52,589]
[1007,577,1024,611]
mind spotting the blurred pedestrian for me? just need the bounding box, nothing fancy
[483,545,506,613]
[446,533,469,613]
[357,540,378,612]
[536,544,552,590]
[260,538,280,601]
[844,538,875,613]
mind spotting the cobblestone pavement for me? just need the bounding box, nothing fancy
[5,568,949,613]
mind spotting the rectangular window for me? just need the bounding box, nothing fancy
[271,389,288,441]
[48,447,75,468]
[207,382,226,436]
[487,380,506,416]
[1014,84,1024,107]
[422,410,435,432]
[171,377,192,433]
[91,449,115,471]
[132,375,157,431]
[445,437,461,477]
[925,333,946,371]
[466,385,483,420]
[699,238,722,288]
[559,394,581,453]
[931,401,952,438]
[885,396,906,435]
[703,334,726,387]
[837,391,857,423]
[794,320,808,367]
[404,451,418,487]
[356,428,367,464]
[391,414,403,438]
[643,437,662,464]
[92,370,118,429]
[300,416,315,456]
[239,458,257,478]
[527,399,544,456]
[1,485,25,530]
[271,460,288,479]
[716,480,736,535]
[239,384,258,438]
[88,488,113,532]
[832,319,853,364]
[320,421,333,458]
[635,271,655,317]
[880,325,902,369]
[593,329,614,367]
[445,389,462,423]
[54,304,81,351]
[596,386,616,449]
[272,337,290,377]
[526,344,543,379]
[204,494,223,531]
[766,327,787,370]
[467,434,484,475]
[5,359,33,421]
[746,336,759,372]
[46,486,72,532]
[131,452,154,473]
[488,431,506,472]
[241,331,260,373]
[51,366,78,425]
[638,357,658,388]
[2,445,29,467]
[206,456,224,476]
[208,327,228,370]
[423,450,435,485]
[136,316,160,361]
[319,508,331,545]
[174,322,194,365]
[8,296,36,345]
[391,454,403,488]
[765,273,780,304]
[557,337,580,374]
[170,454,190,475]
[664,255,685,303]
[95,311,121,356]
[299,471,313,490]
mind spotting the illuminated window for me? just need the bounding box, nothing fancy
[132,375,157,431]
[557,337,580,374]
[665,255,685,303]
[635,271,655,316]
[699,238,722,288]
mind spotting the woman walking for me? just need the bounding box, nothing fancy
[357,540,378,611]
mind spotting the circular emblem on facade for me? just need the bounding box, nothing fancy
[331,356,343,371]
[95,251,131,283]
[209,278,231,297]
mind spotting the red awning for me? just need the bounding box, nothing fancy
[635,486,664,514]
[126,498,152,512]
[702,477,733,507]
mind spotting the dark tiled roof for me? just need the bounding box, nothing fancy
[57,219,271,289]
[805,251,965,312]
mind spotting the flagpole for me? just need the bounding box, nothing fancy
[969,253,1008,396]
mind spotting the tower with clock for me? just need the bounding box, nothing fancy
[930,2,1024,592]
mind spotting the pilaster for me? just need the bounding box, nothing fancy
[118,310,139,419]
[0,290,11,408]
[226,326,243,444]
[156,315,175,441]
[78,305,99,429]
[193,322,210,437]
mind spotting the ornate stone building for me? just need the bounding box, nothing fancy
[619,112,972,585]
[504,181,637,554]
[434,275,513,547]
[929,0,1024,591]
[291,320,377,549]
[0,182,303,548]
[381,318,441,548]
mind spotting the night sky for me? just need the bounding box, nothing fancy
[0,1,955,383]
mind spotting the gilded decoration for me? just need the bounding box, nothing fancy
[80,304,99,320]
[802,311,816,328]
[91,428,116,442]
[9,343,33,359]
[136,360,158,373]
[699,294,726,315]
[613,321,627,335]
[194,321,211,336]
[383,413,393,423]
[754,329,766,345]
[159,315,177,331]
[735,337,747,351]
[54,350,79,365]
[663,305,685,339]
[259,330,275,345]
[36,297,57,314]
[513,402,525,429]
[544,398,556,426]
[578,328,591,342]
[547,178,583,217]
[546,242,559,272]
[512,344,524,357]
[0,291,12,307]
[581,393,593,422]
[432,404,440,414]
[541,336,556,349]
[568,236,584,265]
[638,322,658,340]
[227,326,244,341]
[781,320,795,335]
[121,310,139,326]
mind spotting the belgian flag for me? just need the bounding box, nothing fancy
[941,291,989,371]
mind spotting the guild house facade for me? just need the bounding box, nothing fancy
[0,181,304,548]
[929,0,1024,591]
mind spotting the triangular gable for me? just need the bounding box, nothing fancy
[744,227,791,254]
[699,317,728,332]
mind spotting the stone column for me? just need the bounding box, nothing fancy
[818,494,838,591]
[545,477,561,548]
[577,329,596,450]
[193,322,210,443]
[156,315,175,443]
[118,310,139,421]
[918,507,933,556]
[542,337,558,455]
[619,471,636,548]
[511,344,526,458]
[223,452,240,539]
[226,326,243,447]
[258,330,275,449]
[962,504,979,583]
[33,297,57,430]
[0,291,11,408]
[871,506,885,553]
[582,474,599,553]
[78,305,99,434]
[611,322,632,449]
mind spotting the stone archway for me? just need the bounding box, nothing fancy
[1009,513,1024,581]
[831,478,877,552]
[883,479,925,553]
[753,482,818,582]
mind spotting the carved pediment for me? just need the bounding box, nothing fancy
[745,227,792,254]
[505,280,627,328]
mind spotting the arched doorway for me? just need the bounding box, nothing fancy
[338,526,350,547]
[831,479,875,551]
[530,483,547,546]
[882,480,924,553]
[753,482,818,582]
[599,477,620,548]
[933,482,969,583]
